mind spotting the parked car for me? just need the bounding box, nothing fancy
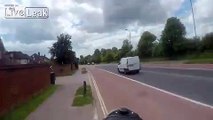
[117,56,141,74]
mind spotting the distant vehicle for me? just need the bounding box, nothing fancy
[91,62,95,65]
[87,62,90,65]
[117,56,141,74]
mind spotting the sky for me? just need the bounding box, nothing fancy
[0,0,212,58]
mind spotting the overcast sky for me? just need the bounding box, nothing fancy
[0,0,212,58]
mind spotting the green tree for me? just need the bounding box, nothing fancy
[185,37,201,53]
[202,32,213,51]
[120,39,133,57]
[93,49,101,63]
[49,33,76,64]
[152,42,163,57]
[79,55,88,64]
[137,31,156,58]
[104,52,114,63]
[85,55,92,63]
[161,17,186,58]
[111,47,120,61]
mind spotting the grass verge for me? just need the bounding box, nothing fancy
[72,85,93,106]
[184,58,213,64]
[0,85,58,120]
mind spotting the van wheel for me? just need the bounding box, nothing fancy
[117,68,121,73]
[136,70,140,74]
[124,70,127,74]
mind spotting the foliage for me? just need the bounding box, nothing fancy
[152,42,163,57]
[49,34,76,64]
[79,17,213,63]
[138,31,156,58]
[72,85,93,106]
[120,39,133,58]
[202,32,213,51]
[161,17,186,59]
[93,49,101,63]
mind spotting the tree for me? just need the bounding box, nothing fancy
[85,55,92,63]
[185,37,201,53]
[93,49,101,63]
[111,47,120,61]
[49,33,76,64]
[120,39,133,57]
[152,42,163,57]
[112,47,118,53]
[202,32,213,51]
[161,17,186,58]
[79,55,86,64]
[104,51,114,63]
[137,31,156,58]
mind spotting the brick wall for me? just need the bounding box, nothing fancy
[0,64,51,115]
[52,64,77,76]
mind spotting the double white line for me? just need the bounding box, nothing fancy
[88,71,109,117]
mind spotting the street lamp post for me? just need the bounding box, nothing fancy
[190,0,197,37]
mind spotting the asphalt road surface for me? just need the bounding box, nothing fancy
[98,64,213,106]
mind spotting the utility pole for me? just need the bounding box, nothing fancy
[190,0,197,37]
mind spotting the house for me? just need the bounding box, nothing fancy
[6,51,31,64]
[31,52,50,64]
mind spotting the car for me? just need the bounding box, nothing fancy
[117,56,141,74]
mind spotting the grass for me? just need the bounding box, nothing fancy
[139,52,213,64]
[0,85,58,120]
[183,52,213,60]
[72,85,93,106]
[183,52,213,64]
[184,58,213,64]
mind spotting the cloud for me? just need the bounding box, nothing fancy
[2,39,55,57]
[0,0,212,57]
[102,0,167,32]
[181,0,213,37]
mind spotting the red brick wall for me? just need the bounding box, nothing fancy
[53,64,76,76]
[0,64,51,115]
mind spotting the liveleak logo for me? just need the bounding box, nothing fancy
[4,4,49,19]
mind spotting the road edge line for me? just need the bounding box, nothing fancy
[88,71,109,117]
[99,68,213,109]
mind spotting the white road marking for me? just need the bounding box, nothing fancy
[88,71,109,117]
[93,107,98,120]
[99,68,213,109]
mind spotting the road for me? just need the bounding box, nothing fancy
[88,65,213,120]
[97,64,213,106]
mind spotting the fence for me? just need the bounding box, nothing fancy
[0,64,50,115]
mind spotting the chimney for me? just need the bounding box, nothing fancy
[38,52,40,56]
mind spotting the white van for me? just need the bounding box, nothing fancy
[117,56,141,74]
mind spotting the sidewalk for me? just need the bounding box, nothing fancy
[27,70,96,120]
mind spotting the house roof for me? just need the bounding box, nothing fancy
[7,51,30,59]
[31,53,49,60]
